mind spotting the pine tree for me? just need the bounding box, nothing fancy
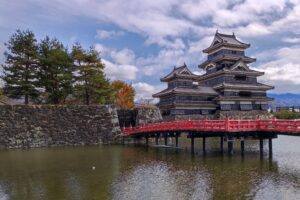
[72,44,114,105]
[1,29,40,104]
[38,36,73,104]
[0,88,4,100]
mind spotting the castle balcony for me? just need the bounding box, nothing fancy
[208,54,256,63]
[213,82,274,91]
[208,50,245,60]
[221,91,267,98]
[158,100,217,107]
[214,96,274,102]
[200,54,256,69]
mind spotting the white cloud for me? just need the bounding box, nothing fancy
[282,37,300,43]
[2,0,300,45]
[132,82,163,101]
[252,49,278,63]
[137,48,187,76]
[103,59,138,81]
[2,0,300,95]
[210,0,287,27]
[94,44,138,81]
[94,43,109,55]
[256,45,300,93]
[269,4,300,34]
[110,48,135,65]
[0,43,5,63]
[234,23,272,37]
[96,30,124,39]
[145,37,186,50]
[180,0,231,20]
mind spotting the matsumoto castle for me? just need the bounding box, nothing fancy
[153,31,274,120]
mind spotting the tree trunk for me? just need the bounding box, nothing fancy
[25,95,29,105]
[53,97,59,104]
[85,90,89,105]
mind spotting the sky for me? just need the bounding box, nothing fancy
[0,0,300,100]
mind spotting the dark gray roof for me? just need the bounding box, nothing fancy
[153,86,218,97]
[216,32,247,45]
[214,96,273,101]
[203,32,250,53]
[161,64,198,82]
[198,68,264,83]
[0,100,7,105]
[199,55,256,69]
[213,82,274,90]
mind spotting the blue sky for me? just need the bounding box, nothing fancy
[1,0,300,100]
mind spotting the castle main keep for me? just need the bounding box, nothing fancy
[153,32,274,120]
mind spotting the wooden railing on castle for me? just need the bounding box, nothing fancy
[122,119,300,135]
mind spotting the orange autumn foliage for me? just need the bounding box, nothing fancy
[112,80,135,109]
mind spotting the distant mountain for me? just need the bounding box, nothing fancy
[268,93,300,110]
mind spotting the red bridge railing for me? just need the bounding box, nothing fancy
[122,119,300,136]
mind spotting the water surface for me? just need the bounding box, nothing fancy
[0,136,300,200]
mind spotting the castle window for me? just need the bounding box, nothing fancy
[239,91,251,97]
[261,104,268,110]
[221,104,231,110]
[235,75,247,81]
[232,50,237,54]
[240,104,253,110]
[201,110,209,115]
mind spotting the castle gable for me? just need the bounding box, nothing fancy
[161,64,197,82]
[230,60,250,71]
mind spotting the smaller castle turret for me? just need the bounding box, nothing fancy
[153,64,218,118]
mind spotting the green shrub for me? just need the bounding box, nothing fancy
[273,110,299,119]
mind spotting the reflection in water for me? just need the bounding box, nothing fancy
[112,162,211,200]
[0,136,299,199]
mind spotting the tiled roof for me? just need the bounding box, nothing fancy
[213,82,274,90]
[214,96,273,101]
[216,32,248,46]
[153,86,218,97]
[203,32,250,53]
[199,55,256,69]
[161,64,198,82]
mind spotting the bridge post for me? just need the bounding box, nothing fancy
[241,138,245,156]
[202,137,206,153]
[175,133,179,147]
[220,136,224,153]
[268,137,273,157]
[155,133,159,145]
[259,138,264,156]
[191,133,195,154]
[228,136,234,155]
[164,133,168,146]
[145,134,149,146]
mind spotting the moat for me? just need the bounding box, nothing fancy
[0,135,299,200]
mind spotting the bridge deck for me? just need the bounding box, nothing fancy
[122,119,300,136]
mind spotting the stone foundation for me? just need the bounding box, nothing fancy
[163,114,215,121]
[161,111,272,121]
[0,105,121,149]
[135,106,163,125]
[216,110,272,120]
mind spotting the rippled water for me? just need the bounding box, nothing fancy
[1,135,300,200]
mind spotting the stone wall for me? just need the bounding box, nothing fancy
[216,110,272,120]
[161,111,272,121]
[163,114,215,121]
[135,106,163,125]
[0,105,121,149]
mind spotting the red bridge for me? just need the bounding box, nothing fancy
[122,119,300,135]
[121,119,300,156]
